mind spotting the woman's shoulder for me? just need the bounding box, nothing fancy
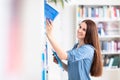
[72,43,95,51]
[81,44,95,51]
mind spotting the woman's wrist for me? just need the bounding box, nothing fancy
[46,33,54,41]
[46,33,52,38]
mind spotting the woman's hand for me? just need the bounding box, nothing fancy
[46,19,53,37]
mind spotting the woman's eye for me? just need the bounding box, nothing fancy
[83,28,86,31]
[79,26,81,28]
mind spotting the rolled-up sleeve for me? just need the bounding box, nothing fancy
[67,45,94,62]
[67,49,76,62]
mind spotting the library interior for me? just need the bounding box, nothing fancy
[0,0,120,80]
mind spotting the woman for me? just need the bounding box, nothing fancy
[46,19,103,80]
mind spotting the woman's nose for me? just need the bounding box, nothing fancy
[78,28,82,32]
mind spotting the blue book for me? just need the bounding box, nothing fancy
[45,3,59,21]
[52,50,63,69]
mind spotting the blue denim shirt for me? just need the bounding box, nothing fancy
[67,44,94,80]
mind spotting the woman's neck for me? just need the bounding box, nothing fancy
[77,40,85,48]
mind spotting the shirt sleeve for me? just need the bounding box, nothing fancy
[67,45,94,62]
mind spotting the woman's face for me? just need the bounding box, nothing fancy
[77,22,87,40]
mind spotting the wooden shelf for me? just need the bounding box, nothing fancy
[99,35,120,40]
[101,51,120,55]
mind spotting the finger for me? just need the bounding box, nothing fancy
[46,19,51,25]
[46,19,50,26]
[46,19,52,27]
[46,20,51,30]
[47,18,51,24]
[54,59,58,64]
[54,58,58,64]
[53,57,58,64]
[48,19,52,24]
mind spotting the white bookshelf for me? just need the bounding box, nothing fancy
[99,35,120,40]
[101,51,120,55]
[71,0,120,5]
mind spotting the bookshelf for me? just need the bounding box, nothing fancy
[75,3,120,80]
[76,4,120,69]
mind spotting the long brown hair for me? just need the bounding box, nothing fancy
[82,19,103,77]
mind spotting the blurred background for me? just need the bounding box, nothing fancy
[0,0,43,80]
[0,0,120,80]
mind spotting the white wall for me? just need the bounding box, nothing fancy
[0,0,11,80]
[20,0,44,80]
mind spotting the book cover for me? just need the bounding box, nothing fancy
[112,56,120,68]
[45,3,59,21]
[52,50,63,70]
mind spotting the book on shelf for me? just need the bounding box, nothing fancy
[100,40,120,52]
[107,21,120,35]
[103,55,120,68]
[112,56,120,67]
[117,41,120,51]
[77,5,120,18]
[97,21,120,36]
[109,56,120,68]
[97,22,108,36]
